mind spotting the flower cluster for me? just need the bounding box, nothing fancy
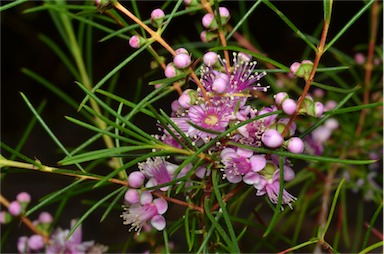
[1,192,107,254]
[121,49,328,232]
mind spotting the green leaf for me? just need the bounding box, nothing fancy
[0,0,28,12]
[324,0,374,52]
[323,0,333,24]
[212,170,241,253]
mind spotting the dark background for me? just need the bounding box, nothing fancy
[1,1,381,253]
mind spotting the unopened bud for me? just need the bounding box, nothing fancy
[150,8,165,29]
[202,13,217,29]
[95,0,116,13]
[290,60,313,80]
[129,35,145,49]
[173,54,191,69]
[286,137,304,154]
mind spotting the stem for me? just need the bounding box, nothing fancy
[0,194,50,243]
[282,16,331,138]
[201,0,230,69]
[355,0,380,136]
[0,157,128,186]
[114,1,209,101]
[153,192,203,213]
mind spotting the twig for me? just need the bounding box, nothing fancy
[356,0,380,136]
[0,194,50,244]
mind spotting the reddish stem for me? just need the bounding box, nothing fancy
[355,0,380,135]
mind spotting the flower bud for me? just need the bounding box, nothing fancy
[286,137,304,154]
[38,212,53,224]
[290,60,313,80]
[203,52,218,66]
[175,48,189,55]
[173,54,191,69]
[140,191,153,205]
[16,192,31,203]
[212,76,228,93]
[324,118,339,131]
[178,89,197,109]
[124,189,140,204]
[202,13,217,29]
[28,234,44,251]
[325,100,337,111]
[129,35,144,49]
[282,98,297,115]
[0,211,12,224]
[274,92,289,105]
[150,8,165,28]
[354,53,365,65]
[262,129,284,148]
[16,192,31,212]
[18,236,29,254]
[200,30,218,42]
[218,7,230,24]
[96,0,116,13]
[9,201,22,216]
[128,171,145,188]
[164,63,179,78]
[314,101,324,117]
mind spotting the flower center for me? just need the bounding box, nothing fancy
[204,114,218,126]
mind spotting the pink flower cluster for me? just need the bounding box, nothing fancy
[121,51,329,232]
[1,192,107,254]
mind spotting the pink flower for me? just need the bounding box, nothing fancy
[121,192,168,232]
[221,147,266,184]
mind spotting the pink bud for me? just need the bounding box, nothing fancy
[9,201,22,216]
[38,212,53,224]
[200,30,208,42]
[218,7,230,18]
[175,48,188,55]
[128,171,145,188]
[164,63,177,78]
[140,191,153,205]
[150,8,165,28]
[171,100,181,112]
[274,92,289,105]
[290,62,301,74]
[314,101,324,117]
[325,100,337,111]
[0,211,9,224]
[151,8,165,20]
[203,52,218,66]
[18,236,29,253]
[354,53,365,65]
[124,189,140,204]
[262,129,283,148]
[129,35,141,48]
[16,192,31,203]
[173,54,191,69]
[178,89,195,109]
[28,234,44,251]
[282,98,297,115]
[287,137,304,154]
[212,76,228,93]
[324,118,339,131]
[202,13,215,29]
[313,88,325,98]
